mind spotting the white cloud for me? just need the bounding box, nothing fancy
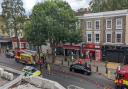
[65,0,91,11]
[22,0,42,13]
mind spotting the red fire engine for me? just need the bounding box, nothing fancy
[115,66,128,89]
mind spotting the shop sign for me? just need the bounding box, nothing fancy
[86,44,95,49]
[95,45,100,49]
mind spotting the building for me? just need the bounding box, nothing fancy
[0,15,29,50]
[0,15,11,48]
[78,9,128,62]
[78,9,128,47]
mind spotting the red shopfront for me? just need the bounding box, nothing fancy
[82,43,102,62]
[12,37,29,49]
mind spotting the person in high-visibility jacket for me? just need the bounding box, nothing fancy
[47,63,51,75]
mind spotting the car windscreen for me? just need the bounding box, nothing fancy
[73,65,84,70]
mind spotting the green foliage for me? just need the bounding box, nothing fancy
[24,0,82,47]
[90,0,128,12]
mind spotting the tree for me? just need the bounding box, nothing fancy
[1,0,25,49]
[90,0,128,12]
[24,0,82,63]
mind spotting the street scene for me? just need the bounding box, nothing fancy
[0,0,128,89]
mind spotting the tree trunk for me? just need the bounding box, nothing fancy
[37,46,41,60]
[37,46,42,74]
[49,40,56,64]
[14,25,19,49]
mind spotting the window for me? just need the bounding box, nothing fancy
[86,21,92,30]
[116,18,122,29]
[106,33,112,43]
[76,20,80,29]
[87,34,92,42]
[116,33,122,43]
[86,31,92,42]
[95,20,100,30]
[106,19,112,29]
[95,34,100,42]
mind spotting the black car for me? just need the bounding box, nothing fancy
[70,63,91,75]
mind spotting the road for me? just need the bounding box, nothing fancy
[0,54,24,70]
[0,53,115,89]
[43,65,115,89]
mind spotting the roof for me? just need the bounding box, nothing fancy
[78,9,128,19]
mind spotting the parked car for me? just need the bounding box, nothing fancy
[5,50,15,58]
[22,66,41,77]
[70,63,91,75]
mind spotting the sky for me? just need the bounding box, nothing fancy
[0,0,91,14]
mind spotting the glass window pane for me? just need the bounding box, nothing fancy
[107,34,111,42]
[96,21,99,29]
[96,34,99,42]
[88,34,92,41]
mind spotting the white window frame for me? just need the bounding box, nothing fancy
[115,31,122,43]
[86,31,92,43]
[95,20,100,30]
[106,32,112,43]
[116,18,122,29]
[86,21,92,30]
[94,31,100,43]
[106,19,112,29]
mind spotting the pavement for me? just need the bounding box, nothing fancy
[46,55,117,80]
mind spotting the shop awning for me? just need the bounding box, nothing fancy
[0,39,11,43]
[63,45,80,50]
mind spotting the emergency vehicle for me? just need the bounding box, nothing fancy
[115,66,128,89]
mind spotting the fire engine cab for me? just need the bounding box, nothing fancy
[115,66,128,89]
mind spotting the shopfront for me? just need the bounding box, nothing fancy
[12,37,29,49]
[82,43,102,62]
[63,44,80,57]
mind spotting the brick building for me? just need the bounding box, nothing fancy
[78,9,128,63]
[78,9,128,47]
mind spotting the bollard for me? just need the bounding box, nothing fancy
[61,60,63,65]
[64,57,67,61]
[106,67,108,74]
[68,60,70,66]
[96,66,99,72]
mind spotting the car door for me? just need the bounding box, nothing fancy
[74,65,83,73]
